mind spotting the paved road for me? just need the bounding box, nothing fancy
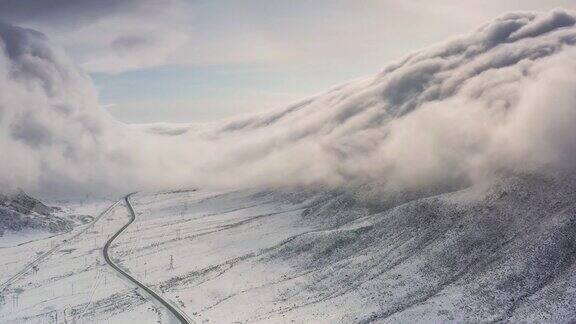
[0,199,121,294]
[102,194,192,324]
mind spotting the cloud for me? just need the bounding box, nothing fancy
[3,0,576,77]
[2,9,576,198]
[192,9,576,191]
[0,22,113,195]
[0,0,190,74]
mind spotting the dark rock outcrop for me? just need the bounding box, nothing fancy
[0,190,71,236]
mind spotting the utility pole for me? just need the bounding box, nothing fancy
[64,305,73,323]
[46,309,58,323]
[169,255,174,270]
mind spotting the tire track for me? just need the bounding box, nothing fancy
[0,199,121,294]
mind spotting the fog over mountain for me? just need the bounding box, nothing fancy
[5,8,576,324]
[2,9,576,197]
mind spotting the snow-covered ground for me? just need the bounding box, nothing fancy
[0,199,178,323]
[3,8,576,324]
[0,199,112,283]
[2,175,576,323]
[116,189,321,323]
[101,176,576,323]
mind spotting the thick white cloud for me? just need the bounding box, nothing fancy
[190,9,576,191]
[2,9,576,197]
[0,22,128,195]
[3,0,575,76]
[0,0,190,74]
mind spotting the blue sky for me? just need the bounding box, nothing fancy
[90,60,376,123]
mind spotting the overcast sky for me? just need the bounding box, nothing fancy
[1,0,576,123]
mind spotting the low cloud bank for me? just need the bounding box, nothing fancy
[2,10,576,197]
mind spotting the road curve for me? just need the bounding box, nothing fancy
[102,194,192,324]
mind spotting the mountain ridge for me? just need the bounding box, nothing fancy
[0,190,70,236]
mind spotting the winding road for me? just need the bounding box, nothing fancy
[102,194,192,324]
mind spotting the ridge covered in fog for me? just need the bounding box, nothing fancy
[3,8,576,324]
[2,10,576,197]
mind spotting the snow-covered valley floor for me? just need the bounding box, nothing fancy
[2,175,576,323]
[0,199,179,323]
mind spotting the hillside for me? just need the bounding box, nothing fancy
[0,190,71,237]
[3,173,575,322]
[1,8,576,323]
[111,174,576,323]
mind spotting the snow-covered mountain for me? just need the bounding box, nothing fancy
[0,190,70,236]
[3,173,576,322]
[115,174,576,322]
[2,8,576,324]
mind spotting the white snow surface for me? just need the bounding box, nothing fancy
[2,8,576,323]
[2,174,576,322]
[0,199,177,323]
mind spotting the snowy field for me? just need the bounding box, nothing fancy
[113,179,576,323]
[0,199,179,323]
[2,175,576,323]
[0,199,111,284]
[117,189,323,323]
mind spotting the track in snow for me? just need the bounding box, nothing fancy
[102,194,192,324]
[0,199,121,294]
